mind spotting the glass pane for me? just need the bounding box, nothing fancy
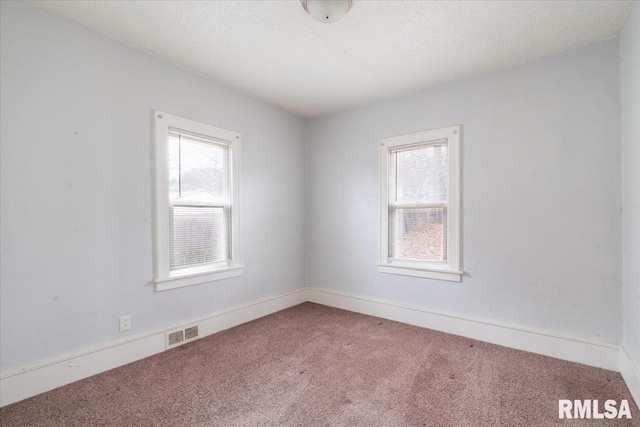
[389,208,447,261]
[168,136,180,200]
[168,133,230,203]
[170,206,229,270]
[392,144,447,204]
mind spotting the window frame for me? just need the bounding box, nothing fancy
[154,111,242,291]
[378,125,462,282]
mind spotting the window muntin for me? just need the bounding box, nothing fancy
[379,126,461,282]
[154,111,242,291]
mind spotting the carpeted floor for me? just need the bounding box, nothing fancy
[0,303,638,426]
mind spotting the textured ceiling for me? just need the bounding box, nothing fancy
[30,1,634,117]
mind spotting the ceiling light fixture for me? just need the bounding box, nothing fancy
[301,0,354,23]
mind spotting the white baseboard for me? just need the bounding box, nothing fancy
[0,288,306,407]
[1,286,633,409]
[620,347,640,408]
[305,287,620,371]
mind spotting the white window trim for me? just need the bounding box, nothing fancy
[153,111,242,291]
[378,125,462,282]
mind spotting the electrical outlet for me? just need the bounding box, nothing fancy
[119,315,131,331]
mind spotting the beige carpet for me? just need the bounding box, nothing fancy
[1,303,638,426]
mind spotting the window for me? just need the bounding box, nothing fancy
[379,125,461,282]
[154,111,242,291]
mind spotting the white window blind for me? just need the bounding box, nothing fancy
[168,131,231,270]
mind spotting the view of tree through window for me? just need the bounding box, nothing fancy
[389,143,448,261]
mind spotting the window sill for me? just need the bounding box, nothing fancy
[154,266,244,291]
[378,263,462,282]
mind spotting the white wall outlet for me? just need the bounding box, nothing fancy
[119,315,131,332]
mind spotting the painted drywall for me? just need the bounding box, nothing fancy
[622,4,640,367]
[0,1,306,373]
[307,39,623,344]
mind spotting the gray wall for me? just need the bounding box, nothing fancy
[0,1,306,372]
[307,40,623,344]
[622,4,640,366]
